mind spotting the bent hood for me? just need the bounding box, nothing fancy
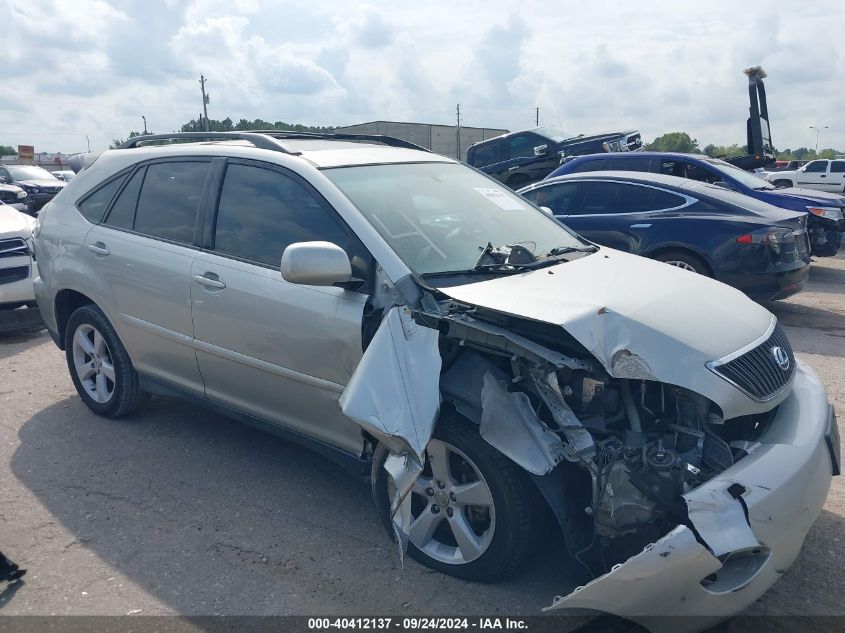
[440,248,777,418]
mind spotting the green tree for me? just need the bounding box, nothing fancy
[646,132,700,153]
[0,145,17,156]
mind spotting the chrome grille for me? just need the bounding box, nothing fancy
[0,265,29,285]
[0,238,28,259]
[708,322,795,401]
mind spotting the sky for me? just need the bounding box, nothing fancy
[1,0,843,155]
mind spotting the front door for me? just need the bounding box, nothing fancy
[796,160,831,190]
[190,160,370,455]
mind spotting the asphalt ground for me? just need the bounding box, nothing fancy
[1,253,843,628]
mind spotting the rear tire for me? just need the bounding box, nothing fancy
[772,179,793,189]
[653,250,712,277]
[65,304,143,418]
[372,414,536,581]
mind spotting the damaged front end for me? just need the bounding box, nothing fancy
[341,295,836,631]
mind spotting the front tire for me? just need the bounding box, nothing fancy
[65,304,143,418]
[372,415,536,581]
[772,179,793,189]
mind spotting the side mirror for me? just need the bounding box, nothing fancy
[0,176,7,184]
[280,241,352,286]
[534,144,549,157]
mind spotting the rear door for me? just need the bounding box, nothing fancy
[828,160,845,193]
[552,180,688,253]
[189,159,370,454]
[796,160,831,190]
[84,159,211,394]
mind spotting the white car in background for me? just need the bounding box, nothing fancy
[0,182,29,213]
[766,159,845,193]
[0,201,42,332]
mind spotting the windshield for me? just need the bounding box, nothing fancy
[702,158,774,190]
[7,165,56,181]
[533,126,569,143]
[324,162,586,275]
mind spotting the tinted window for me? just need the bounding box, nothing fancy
[77,174,127,223]
[133,162,208,243]
[522,183,581,215]
[830,161,845,173]
[608,157,652,172]
[508,135,535,159]
[578,181,684,214]
[804,160,828,173]
[685,164,720,184]
[214,164,349,268]
[104,168,144,230]
[470,142,501,167]
[570,158,607,173]
[658,160,686,177]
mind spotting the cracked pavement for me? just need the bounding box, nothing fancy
[0,254,843,625]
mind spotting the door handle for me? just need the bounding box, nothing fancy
[193,273,226,289]
[87,242,110,256]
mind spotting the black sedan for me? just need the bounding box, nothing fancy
[518,171,811,301]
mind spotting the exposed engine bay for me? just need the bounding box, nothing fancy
[344,296,777,577]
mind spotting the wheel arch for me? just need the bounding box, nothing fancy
[54,289,97,350]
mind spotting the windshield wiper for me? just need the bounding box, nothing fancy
[548,244,599,256]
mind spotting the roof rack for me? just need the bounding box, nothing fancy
[116,131,430,154]
[242,130,430,152]
[116,132,295,153]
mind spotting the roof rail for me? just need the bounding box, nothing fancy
[242,130,430,152]
[116,132,295,153]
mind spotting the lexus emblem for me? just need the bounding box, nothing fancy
[772,346,790,371]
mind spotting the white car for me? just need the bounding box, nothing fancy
[0,201,42,332]
[766,159,845,193]
[0,182,29,213]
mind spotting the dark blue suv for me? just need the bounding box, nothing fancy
[549,152,845,256]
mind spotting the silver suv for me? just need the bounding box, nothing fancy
[33,133,837,627]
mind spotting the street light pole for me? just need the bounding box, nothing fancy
[141,115,148,135]
[809,125,828,155]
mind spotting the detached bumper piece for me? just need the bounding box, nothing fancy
[547,362,835,633]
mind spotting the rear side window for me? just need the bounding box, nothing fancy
[77,174,127,223]
[608,157,652,171]
[104,168,144,230]
[213,163,349,268]
[133,162,209,244]
[830,161,845,173]
[579,181,685,214]
[569,158,607,173]
[470,142,501,167]
[522,183,581,215]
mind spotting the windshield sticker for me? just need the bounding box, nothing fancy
[473,188,527,211]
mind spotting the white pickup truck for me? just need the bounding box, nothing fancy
[766,159,845,193]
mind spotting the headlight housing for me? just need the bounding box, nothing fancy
[807,206,845,221]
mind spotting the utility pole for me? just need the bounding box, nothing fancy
[535,107,539,127]
[810,125,828,155]
[85,136,90,152]
[141,115,148,135]
[455,103,462,161]
[200,75,210,132]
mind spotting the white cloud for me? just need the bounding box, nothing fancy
[1,0,843,154]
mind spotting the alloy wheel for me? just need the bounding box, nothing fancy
[664,260,697,272]
[71,323,116,404]
[405,439,496,565]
